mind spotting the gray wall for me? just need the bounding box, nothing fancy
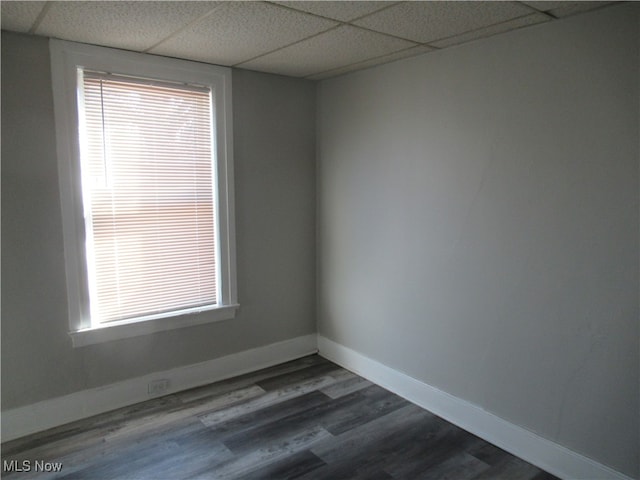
[317,5,638,478]
[1,32,316,409]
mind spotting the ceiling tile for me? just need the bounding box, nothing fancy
[35,1,218,51]
[431,12,550,48]
[308,45,433,80]
[238,25,416,78]
[150,2,338,66]
[353,1,535,44]
[272,1,397,22]
[1,1,46,33]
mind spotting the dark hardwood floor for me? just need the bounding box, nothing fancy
[1,355,559,479]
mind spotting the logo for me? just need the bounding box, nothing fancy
[3,460,63,473]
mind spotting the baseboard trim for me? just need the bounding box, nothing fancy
[317,335,633,480]
[2,334,318,442]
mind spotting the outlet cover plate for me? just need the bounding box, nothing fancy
[148,379,170,396]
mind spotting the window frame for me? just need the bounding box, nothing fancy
[50,39,238,347]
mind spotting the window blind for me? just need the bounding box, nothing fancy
[79,69,217,324]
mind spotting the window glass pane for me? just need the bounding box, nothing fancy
[79,70,217,324]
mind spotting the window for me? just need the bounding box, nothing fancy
[50,40,237,347]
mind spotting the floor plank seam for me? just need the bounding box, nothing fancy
[1,355,559,480]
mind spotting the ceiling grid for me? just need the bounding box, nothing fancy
[0,1,619,79]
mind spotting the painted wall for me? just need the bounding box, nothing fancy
[317,5,638,478]
[1,32,316,409]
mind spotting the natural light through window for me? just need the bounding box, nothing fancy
[79,71,218,325]
[50,40,237,346]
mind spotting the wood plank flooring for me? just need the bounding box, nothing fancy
[1,355,559,480]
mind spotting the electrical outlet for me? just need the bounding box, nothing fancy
[148,379,170,396]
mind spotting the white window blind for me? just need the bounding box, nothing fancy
[79,69,218,325]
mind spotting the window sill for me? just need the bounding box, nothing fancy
[69,304,240,347]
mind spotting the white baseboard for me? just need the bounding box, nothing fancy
[317,335,634,480]
[2,334,318,442]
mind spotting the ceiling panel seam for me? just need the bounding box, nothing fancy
[516,1,558,20]
[29,1,52,35]
[264,0,406,24]
[302,44,427,80]
[143,3,228,53]
[233,24,342,67]
[346,1,406,23]
[342,22,432,46]
[429,11,550,46]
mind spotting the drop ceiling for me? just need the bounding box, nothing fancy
[1,1,618,80]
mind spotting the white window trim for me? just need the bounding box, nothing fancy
[50,39,238,347]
